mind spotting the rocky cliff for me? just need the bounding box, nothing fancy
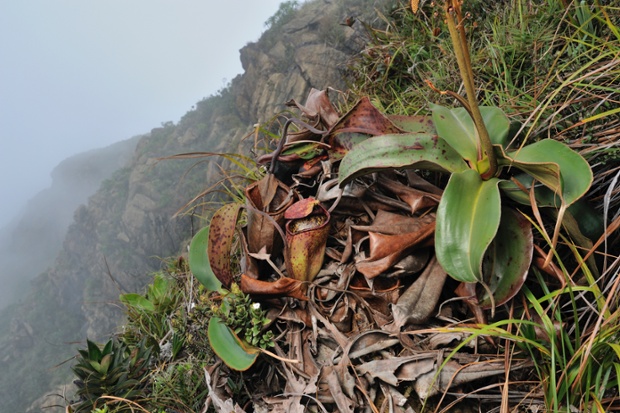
[0,0,396,411]
[0,137,139,308]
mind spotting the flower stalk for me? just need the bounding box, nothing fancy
[444,0,498,179]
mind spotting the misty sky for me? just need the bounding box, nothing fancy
[0,0,286,229]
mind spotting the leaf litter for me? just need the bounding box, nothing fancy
[201,89,537,412]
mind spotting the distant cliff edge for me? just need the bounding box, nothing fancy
[0,136,139,308]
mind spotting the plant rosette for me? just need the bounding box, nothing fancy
[339,103,592,309]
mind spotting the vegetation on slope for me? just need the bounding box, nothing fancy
[63,1,620,412]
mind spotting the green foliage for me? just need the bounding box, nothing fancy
[52,1,618,412]
[71,338,153,412]
[188,225,222,291]
[341,101,592,306]
[212,283,274,350]
[264,0,299,30]
[150,361,209,412]
[342,2,617,409]
[183,273,274,373]
[515,255,620,412]
[435,169,502,284]
[207,317,259,371]
[76,259,274,411]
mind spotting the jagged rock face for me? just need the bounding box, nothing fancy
[0,1,396,411]
[235,0,371,122]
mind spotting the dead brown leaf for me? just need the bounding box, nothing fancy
[391,256,448,327]
[245,174,295,254]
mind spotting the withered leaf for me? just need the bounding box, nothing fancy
[391,256,448,327]
[328,97,404,160]
[356,355,436,386]
[356,221,435,278]
[239,273,307,301]
[245,174,294,254]
[351,209,435,235]
[330,96,403,137]
[388,250,430,277]
[344,330,400,360]
[286,88,341,129]
[413,359,515,399]
[378,175,441,214]
[204,365,247,413]
[322,365,356,413]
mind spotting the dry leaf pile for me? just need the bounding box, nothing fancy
[204,89,536,413]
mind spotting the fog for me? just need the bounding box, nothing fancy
[0,0,285,230]
[0,0,286,308]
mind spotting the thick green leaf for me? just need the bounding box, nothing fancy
[480,107,511,146]
[503,139,592,207]
[87,339,102,361]
[478,208,533,309]
[498,173,560,207]
[208,317,258,371]
[431,105,510,165]
[338,133,468,186]
[120,293,155,312]
[188,226,222,291]
[98,354,112,375]
[435,170,502,283]
[387,114,436,134]
[499,139,592,255]
[567,199,604,242]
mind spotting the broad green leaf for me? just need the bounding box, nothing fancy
[566,199,604,242]
[480,107,511,146]
[208,203,242,288]
[435,170,502,283]
[496,145,560,194]
[503,139,593,207]
[431,104,510,164]
[387,114,436,134]
[120,293,155,312]
[500,174,602,241]
[208,317,258,371]
[188,226,222,291]
[101,339,113,356]
[338,133,468,186]
[499,174,560,207]
[478,208,533,309]
[498,139,592,256]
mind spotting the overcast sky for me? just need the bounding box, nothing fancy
[0,0,285,229]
